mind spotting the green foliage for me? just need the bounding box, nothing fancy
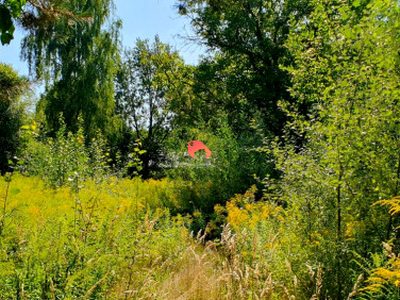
[5,0,400,298]
[0,63,29,174]
[0,0,25,44]
[177,0,311,137]
[260,0,400,297]
[360,198,400,299]
[22,0,123,143]
[214,187,316,298]
[0,174,193,299]
[19,115,113,188]
[115,36,188,178]
[166,117,269,231]
[0,0,96,45]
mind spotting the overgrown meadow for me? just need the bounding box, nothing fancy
[0,125,299,299]
[3,0,400,299]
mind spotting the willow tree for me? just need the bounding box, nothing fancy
[22,0,122,141]
[0,0,92,45]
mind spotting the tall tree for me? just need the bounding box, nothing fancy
[177,0,311,137]
[115,37,187,178]
[22,0,122,141]
[0,63,28,173]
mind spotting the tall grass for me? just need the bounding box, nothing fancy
[0,174,190,299]
[1,174,369,299]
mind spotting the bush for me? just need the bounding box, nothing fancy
[166,121,270,225]
[18,115,117,188]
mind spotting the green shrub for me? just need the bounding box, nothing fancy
[166,121,269,218]
[18,115,117,188]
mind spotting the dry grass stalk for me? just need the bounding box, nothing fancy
[347,274,363,299]
[310,264,323,300]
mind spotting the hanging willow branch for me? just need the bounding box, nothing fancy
[18,0,93,31]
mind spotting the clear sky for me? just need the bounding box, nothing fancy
[0,0,205,78]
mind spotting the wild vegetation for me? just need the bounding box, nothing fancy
[2,0,400,298]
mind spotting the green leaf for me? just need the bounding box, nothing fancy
[0,5,12,31]
[353,0,361,7]
[1,32,13,45]
[11,188,20,196]
[8,24,15,35]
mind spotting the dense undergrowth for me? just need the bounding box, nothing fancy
[1,173,398,299]
[0,121,398,299]
[0,175,277,298]
[0,173,325,299]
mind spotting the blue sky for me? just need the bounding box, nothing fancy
[0,0,205,78]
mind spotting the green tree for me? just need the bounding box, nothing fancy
[115,37,187,178]
[0,63,28,173]
[177,0,311,137]
[268,0,400,297]
[22,0,122,142]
